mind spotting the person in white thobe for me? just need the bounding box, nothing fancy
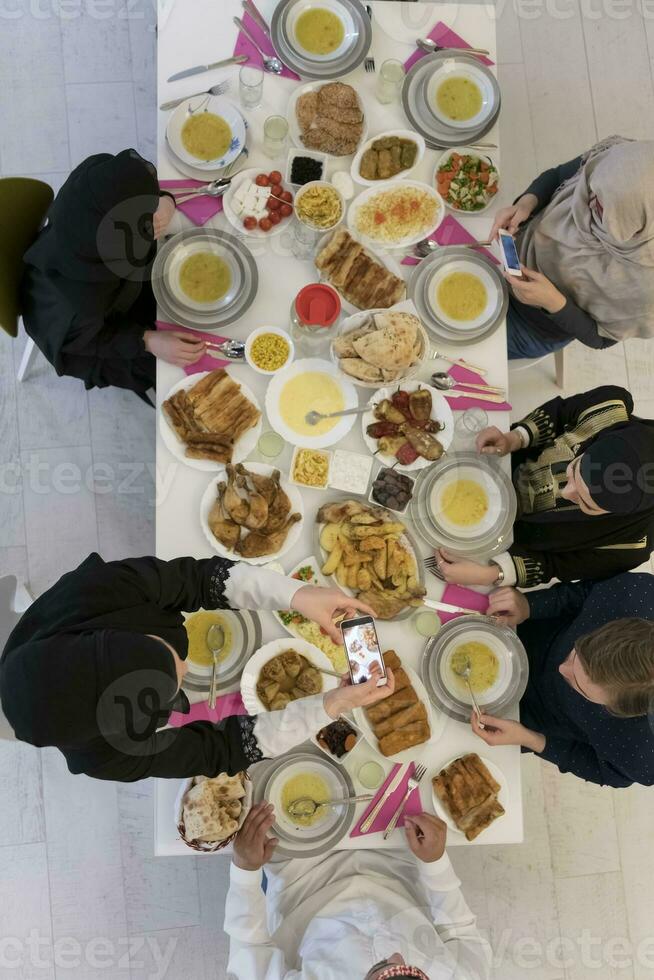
[224,803,492,980]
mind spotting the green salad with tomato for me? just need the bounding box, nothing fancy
[436,152,499,212]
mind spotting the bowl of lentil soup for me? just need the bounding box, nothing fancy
[245,327,295,375]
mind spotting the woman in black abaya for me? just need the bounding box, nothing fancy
[20,149,205,399]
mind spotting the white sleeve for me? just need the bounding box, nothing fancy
[492,551,517,587]
[253,693,333,759]
[225,865,300,980]
[224,564,301,612]
[513,425,531,448]
[418,855,492,980]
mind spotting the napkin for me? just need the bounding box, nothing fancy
[404,21,495,73]
[350,763,423,838]
[168,692,247,728]
[444,363,512,413]
[402,213,499,268]
[156,320,233,375]
[234,2,301,82]
[160,179,224,227]
[438,585,489,625]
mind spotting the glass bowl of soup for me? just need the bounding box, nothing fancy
[425,63,494,130]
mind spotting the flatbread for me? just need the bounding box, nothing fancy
[210,773,246,800]
[352,320,417,370]
[339,358,383,383]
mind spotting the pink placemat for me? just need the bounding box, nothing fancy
[160,179,224,226]
[402,213,499,268]
[438,585,489,625]
[351,763,423,838]
[169,692,247,728]
[404,21,495,73]
[444,363,511,413]
[234,3,301,81]
[156,320,232,375]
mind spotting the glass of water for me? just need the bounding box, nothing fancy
[263,115,289,158]
[376,59,405,105]
[257,431,284,461]
[455,407,489,449]
[239,65,264,109]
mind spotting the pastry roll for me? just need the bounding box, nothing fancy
[365,685,416,724]
[379,720,430,757]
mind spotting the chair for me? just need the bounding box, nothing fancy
[0,574,33,740]
[0,177,54,382]
[509,348,565,389]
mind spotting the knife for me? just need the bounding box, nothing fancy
[242,0,271,36]
[167,54,248,83]
[358,764,406,834]
[422,599,485,617]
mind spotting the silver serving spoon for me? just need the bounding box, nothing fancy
[234,16,284,74]
[414,237,493,259]
[451,657,485,729]
[288,792,375,819]
[207,624,225,710]
[417,38,490,57]
[431,372,505,396]
[305,405,369,427]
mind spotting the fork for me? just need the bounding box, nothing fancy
[383,764,427,840]
[160,79,230,112]
[364,5,375,72]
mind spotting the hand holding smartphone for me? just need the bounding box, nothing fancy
[498,230,524,278]
[340,615,388,687]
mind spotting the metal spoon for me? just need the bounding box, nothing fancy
[451,657,485,729]
[414,237,493,259]
[234,16,284,74]
[207,624,225,710]
[305,405,369,427]
[417,38,490,57]
[172,178,234,203]
[431,372,505,396]
[204,339,246,361]
[288,792,375,819]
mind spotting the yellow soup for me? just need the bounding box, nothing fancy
[179,252,231,304]
[181,112,233,161]
[440,478,489,527]
[437,271,487,322]
[279,372,344,436]
[184,611,233,668]
[436,76,483,122]
[450,641,499,695]
[295,8,345,55]
[281,772,331,827]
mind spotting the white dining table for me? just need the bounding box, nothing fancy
[154,0,523,856]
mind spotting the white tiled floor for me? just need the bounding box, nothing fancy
[2,2,654,978]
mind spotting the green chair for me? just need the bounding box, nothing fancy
[0,177,54,380]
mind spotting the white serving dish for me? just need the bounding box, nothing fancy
[240,636,339,715]
[288,446,333,491]
[265,357,359,449]
[222,168,293,240]
[314,230,407,316]
[434,146,500,215]
[347,179,444,250]
[427,258,499,331]
[287,80,368,157]
[244,326,295,376]
[431,755,508,838]
[426,62,494,130]
[166,96,246,170]
[286,146,329,186]
[295,180,345,232]
[286,0,358,63]
[361,380,455,472]
[350,130,426,187]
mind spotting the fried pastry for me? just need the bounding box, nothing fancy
[432,754,505,842]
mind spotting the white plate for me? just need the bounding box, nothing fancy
[163,237,243,314]
[166,96,246,170]
[286,0,358,63]
[160,372,262,472]
[222,168,294,240]
[431,755,508,838]
[240,636,339,715]
[330,301,430,389]
[314,231,407,316]
[434,146,500,215]
[199,464,304,565]
[428,462,503,540]
[438,627,514,708]
[347,180,444,250]
[353,665,445,764]
[427,259,499,331]
[181,608,254,687]
[265,753,347,842]
[351,130,426,187]
[426,61,494,130]
[287,81,368,158]
[265,357,359,449]
[361,380,454,472]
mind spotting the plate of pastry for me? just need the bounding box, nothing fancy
[431,753,507,841]
[200,463,304,565]
[160,370,262,471]
[240,637,339,715]
[315,229,407,314]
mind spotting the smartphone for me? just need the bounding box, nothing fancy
[498,230,523,277]
[340,616,388,687]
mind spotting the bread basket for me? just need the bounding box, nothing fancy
[175,771,253,853]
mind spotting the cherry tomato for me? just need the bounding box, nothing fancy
[268,170,282,185]
[271,184,284,198]
[280,203,293,218]
[267,196,281,211]
[259,217,272,232]
[255,174,270,187]
[269,210,282,225]
[281,190,293,203]
[243,215,257,231]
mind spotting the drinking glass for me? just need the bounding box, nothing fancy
[290,218,319,260]
[376,59,405,105]
[455,407,489,449]
[263,114,289,158]
[257,431,285,460]
[414,610,441,638]
[239,65,264,109]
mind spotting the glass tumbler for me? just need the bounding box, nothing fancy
[376,59,405,104]
[239,65,264,109]
[263,115,289,158]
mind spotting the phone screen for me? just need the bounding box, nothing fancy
[500,232,521,272]
[341,616,387,686]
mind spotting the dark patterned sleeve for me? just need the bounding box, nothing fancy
[509,537,649,589]
[510,386,633,452]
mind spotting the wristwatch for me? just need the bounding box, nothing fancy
[490,562,504,585]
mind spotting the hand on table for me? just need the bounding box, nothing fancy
[472,712,545,754]
[476,425,522,457]
[324,663,395,719]
[291,585,375,645]
[489,193,537,240]
[143,330,206,367]
[487,587,530,627]
[233,802,278,871]
[153,195,176,239]
[405,813,447,863]
[505,265,566,314]
[435,548,499,587]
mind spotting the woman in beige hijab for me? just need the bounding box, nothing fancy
[491,137,654,359]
